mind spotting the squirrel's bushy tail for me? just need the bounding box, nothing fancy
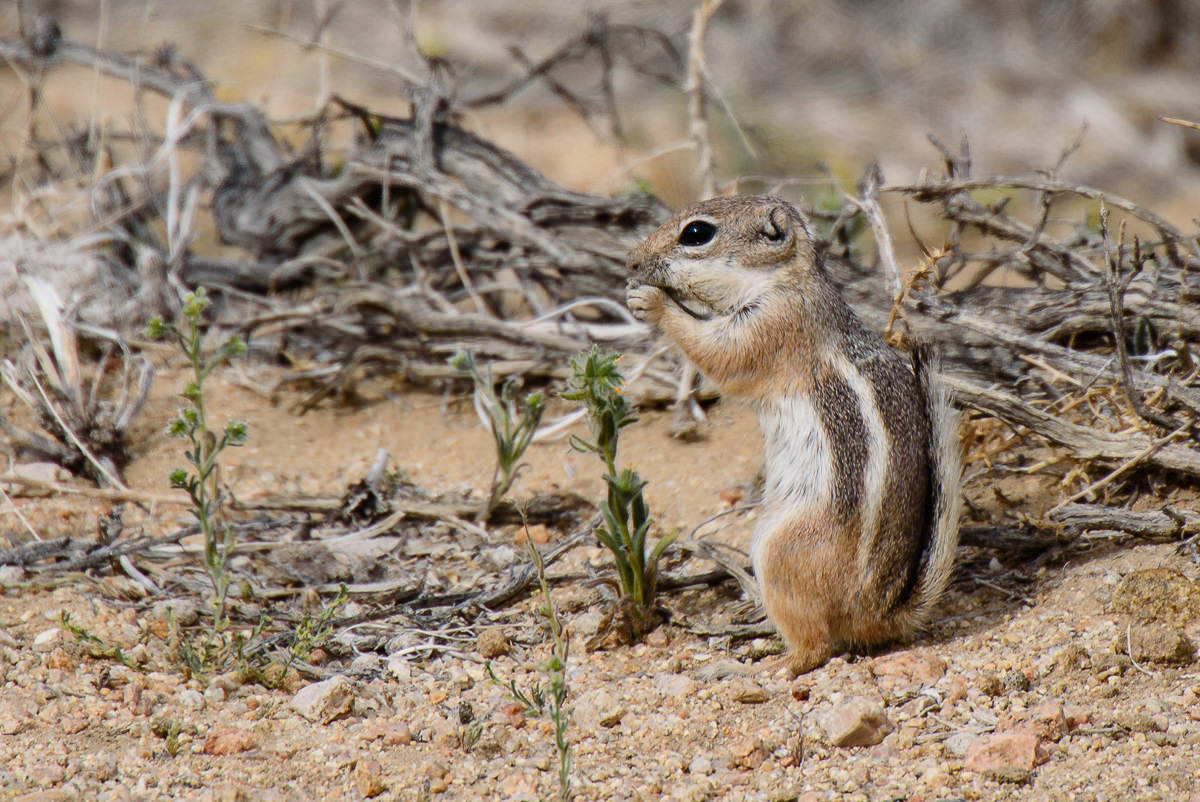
[905,344,963,629]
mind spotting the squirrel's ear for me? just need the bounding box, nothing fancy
[762,205,792,243]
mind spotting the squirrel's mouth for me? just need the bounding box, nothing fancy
[662,286,713,321]
[629,267,713,320]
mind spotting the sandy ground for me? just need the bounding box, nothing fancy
[0,362,1198,801]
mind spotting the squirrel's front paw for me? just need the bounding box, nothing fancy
[626,284,667,324]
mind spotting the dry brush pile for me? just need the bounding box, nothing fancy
[1,18,1199,671]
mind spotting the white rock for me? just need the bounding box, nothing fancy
[573,687,624,733]
[1,462,69,496]
[106,665,137,687]
[209,672,244,694]
[81,752,118,782]
[693,658,748,681]
[291,675,355,723]
[350,653,381,675]
[32,627,66,652]
[179,689,206,710]
[328,537,399,561]
[943,730,978,758]
[653,673,696,698]
[386,655,412,681]
[0,566,26,587]
[570,610,605,640]
[818,697,895,747]
[688,755,714,775]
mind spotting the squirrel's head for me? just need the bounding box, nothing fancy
[626,195,817,320]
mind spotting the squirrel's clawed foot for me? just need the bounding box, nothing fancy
[763,646,835,678]
[626,282,667,325]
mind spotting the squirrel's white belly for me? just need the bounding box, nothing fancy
[751,395,832,581]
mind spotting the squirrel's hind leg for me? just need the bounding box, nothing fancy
[758,532,842,676]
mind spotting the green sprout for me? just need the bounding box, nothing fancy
[487,538,572,801]
[563,348,676,631]
[450,351,545,518]
[146,287,247,634]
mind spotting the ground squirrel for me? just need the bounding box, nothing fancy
[626,195,962,674]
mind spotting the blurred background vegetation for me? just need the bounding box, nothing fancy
[4,0,1199,222]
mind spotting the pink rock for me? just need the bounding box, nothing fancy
[653,673,696,697]
[498,772,537,797]
[202,728,258,755]
[382,721,412,746]
[964,731,1046,774]
[0,714,31,735]
[354,758,386,798]
[27,764,65,788]
[869,651,947,688]
[1022,701,1067,741]
[729,736,767,768]
[1063,704,1091,729]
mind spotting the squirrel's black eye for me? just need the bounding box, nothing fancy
[678,220,716,247]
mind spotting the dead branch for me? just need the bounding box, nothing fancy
[1,280,152,486]
[1049,503,1200,540]
[1100,209,1182,432]
[0,473,183,505]
[947,378,1200,478]
[888,176,1189,241]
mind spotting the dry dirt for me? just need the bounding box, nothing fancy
[1,359,1199,801]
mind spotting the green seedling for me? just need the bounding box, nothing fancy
[147,287,247,638]
[60,612,136,669]
[563,348,676,632]
[288,585,348,665]
[450,351,545,518]
[487,537,572,801]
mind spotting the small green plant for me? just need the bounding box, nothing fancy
[167,606,271,680]
[60,612,137,668]
[450,351,545,517]
[288,585,348,665]
[151,716,185,756]
[457,701,484,752]
[163,719,183,757]
[486,538,571,801]
[562,348,676,635]
[147,287,247,635]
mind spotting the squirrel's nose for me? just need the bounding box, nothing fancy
[626,239,651,273]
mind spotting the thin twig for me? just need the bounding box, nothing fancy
[852,162,903,300]
[439,199,490,317]
[0,484,44,541]
[1159,116,1200,132]
[1125,623,1158,677]
[299,177,364,262]
[1100,203,1181,431]
[26,371,127,490]
[244,21,425,91]
[684,0,724,199]
[0,473,185,504]
[1048,424,1188,514]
